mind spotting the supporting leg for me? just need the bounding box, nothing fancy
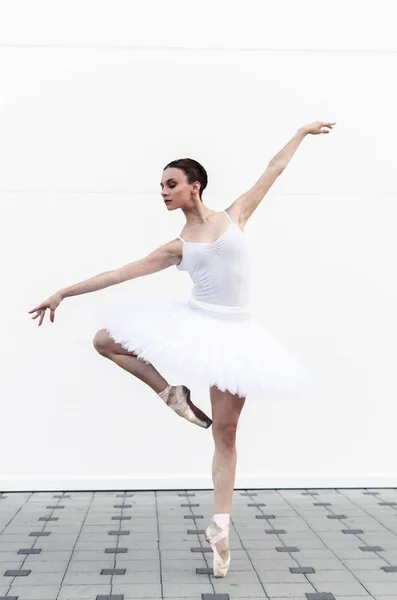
[209,386,246,563]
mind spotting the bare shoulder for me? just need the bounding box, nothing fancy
[142,237,182,269]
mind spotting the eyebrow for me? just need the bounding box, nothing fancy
[160,178,175,186]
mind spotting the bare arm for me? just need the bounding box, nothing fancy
[226,121,335,225]
[28,239,182,326]
[267,128,307,171]
[60,269,120,299]
[60,239,181,299]
[225,129,307,226]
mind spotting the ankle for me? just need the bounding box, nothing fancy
[213,513,230,531]
[158,383,173,404]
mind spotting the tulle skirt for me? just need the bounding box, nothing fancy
[97,292,318,400]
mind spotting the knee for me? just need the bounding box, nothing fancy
[212,423,237,450]
[93,329,111,355]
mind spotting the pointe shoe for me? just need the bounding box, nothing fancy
[205,518,231,577]
[167,385,212,429]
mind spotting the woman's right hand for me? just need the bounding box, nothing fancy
[28,292,64,326]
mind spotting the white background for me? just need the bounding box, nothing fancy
[1,0,396,491]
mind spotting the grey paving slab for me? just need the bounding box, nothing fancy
[57,585,111,599]
[2,488,397,598]
[7,586,60,599]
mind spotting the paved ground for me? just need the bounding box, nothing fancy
[0,488,397,599]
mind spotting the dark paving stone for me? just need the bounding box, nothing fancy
[379,501,397,506]
[191,547,212,553]
[53,494,71,498]
[202,595,230,600]
[342,529,364,534]
[188,529,206,534]
[101,568,126,575]
[116,493,134,497]
[18,548,42,554]
[305,594,335,600]
[360,545,384,551]
[381,566,397,572]
[326,514,347,519]
[181,503,199,507]
[109,530,130,535]
[291,566,315,573]
[0,495,8,499]
[178,493,195,496]
[113,504,132,508]
[313,502,332,506]
[265,529,286,534]
[256,514,275,519]
[184,515,203,519]
[302,492,319,495]
[0,597,18,600]
[105,547,128,553]
[276,546,299,552]
[96,596,124,600]
[197,567,214,574]
[46,505,64,509]
[111,516,131,520]
[363,491,380,495]
[39,516,58,521]
[248,503,266,507]
[29,531,51,536]
[4,570,31,576]
[240,492,257,496]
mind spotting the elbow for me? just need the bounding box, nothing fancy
[269,162,285,174]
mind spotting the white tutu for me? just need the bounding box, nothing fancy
[97,291,317,400]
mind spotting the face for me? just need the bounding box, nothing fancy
[160,167,200,210]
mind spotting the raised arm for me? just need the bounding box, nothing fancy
[226,121,336,226]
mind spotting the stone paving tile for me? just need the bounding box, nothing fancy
[6,585,61,599]
[1,488,397,599]
[161,583,217,597]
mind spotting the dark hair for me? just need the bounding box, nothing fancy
[163,158,208,202]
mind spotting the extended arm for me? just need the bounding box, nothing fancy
[227,128,307,225]
[60,239,180,299]
[227,121,335,225]
[29,239,182,326]
[268,128,307,171]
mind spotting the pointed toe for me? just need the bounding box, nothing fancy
[168,385,212,429]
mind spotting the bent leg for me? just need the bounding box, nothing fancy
[93,328,168,394]
[93,329,212,428]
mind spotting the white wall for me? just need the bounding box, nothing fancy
[1,0,396,491]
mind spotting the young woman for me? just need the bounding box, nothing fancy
[29,120,335,577]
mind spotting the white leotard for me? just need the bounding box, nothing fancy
[176,210,251,312]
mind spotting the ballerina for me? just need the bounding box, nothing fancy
[29,120,335,577]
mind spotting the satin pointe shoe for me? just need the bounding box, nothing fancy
[205,517,231,577]
[166,385,212,429]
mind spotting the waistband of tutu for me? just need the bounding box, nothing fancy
[189,296,250,314]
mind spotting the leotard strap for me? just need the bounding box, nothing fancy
[223,210,232,223]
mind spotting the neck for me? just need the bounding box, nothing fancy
[183,204,217,225]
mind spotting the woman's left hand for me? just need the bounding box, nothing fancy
[300,121,337,135]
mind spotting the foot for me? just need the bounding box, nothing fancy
[212,525,230,562]
[167,385,212,429]
[205,519,231,577]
